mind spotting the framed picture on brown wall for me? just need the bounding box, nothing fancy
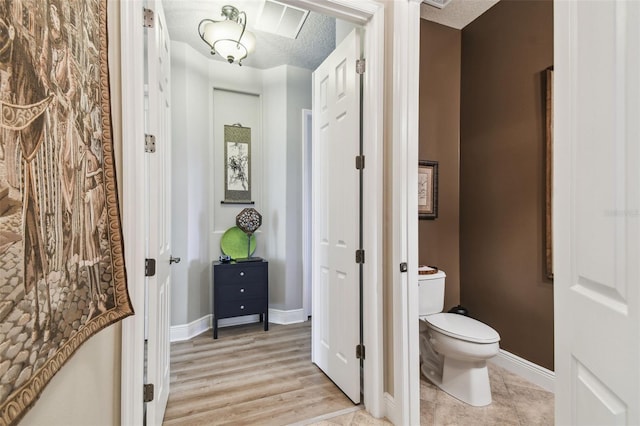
[545,67,554,280]
[419,160,438,220]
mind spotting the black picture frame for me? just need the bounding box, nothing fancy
[223,124,253,203]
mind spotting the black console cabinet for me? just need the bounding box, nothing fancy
[212,260,269,339]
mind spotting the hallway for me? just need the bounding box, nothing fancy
[163,322,355,425]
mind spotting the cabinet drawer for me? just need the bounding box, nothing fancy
[217,281,264,301]
[216,298,265,318]
[215,264,265,284]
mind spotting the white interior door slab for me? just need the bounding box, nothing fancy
[311,29,361,404]
[145,1,172,424]
[554,2,640,424]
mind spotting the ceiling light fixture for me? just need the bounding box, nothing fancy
[198,5,256,66]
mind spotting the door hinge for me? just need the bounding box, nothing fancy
[145,258,156,277]
[356,344,365,360]
[143,383,154,402]
[355,249,365,264]
[399,262,408,273]
[355,155,365,170]
[356,59,366,74]
[145,134,156,153]
[143,7,155,28]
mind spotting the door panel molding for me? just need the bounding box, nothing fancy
[554,1,640,424]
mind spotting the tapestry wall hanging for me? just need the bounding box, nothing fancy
[222,124,253,204]
[0,0,132,423]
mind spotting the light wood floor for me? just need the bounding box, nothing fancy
[163,321,356,425]
[163,320,554,425]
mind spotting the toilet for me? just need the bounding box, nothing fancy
[419,267,500,406]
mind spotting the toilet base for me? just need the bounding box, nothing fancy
[421,357,492,407]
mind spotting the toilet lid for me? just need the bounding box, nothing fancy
[425,313,500,344]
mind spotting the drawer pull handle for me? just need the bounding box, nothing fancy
[240,305,245,310]
[240,272,245,276]
[240,288,245,293]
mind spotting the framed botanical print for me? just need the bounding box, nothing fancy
[418,160,438,220]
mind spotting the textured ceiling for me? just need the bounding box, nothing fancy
[163,0,498,69]
[420,0,500,29]
[163,0,336,70]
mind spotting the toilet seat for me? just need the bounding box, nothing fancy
[424,313,500,344]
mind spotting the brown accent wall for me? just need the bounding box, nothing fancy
[460,0,554,370]
[419,21,461,310]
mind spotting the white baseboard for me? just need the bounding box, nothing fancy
[170,315,212,342]
[383,392,400,426]
[170,309,306,342]
[489,349,555,393]
[268,308,306,324]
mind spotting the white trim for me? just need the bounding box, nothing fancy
[282,0,378,24]
[361,2,385,419]
[120,2,145,426]
[389,1,422,425]
[169,315,212,342]
[489,350,555,394]
[383,392,400,426]
[169,310,307,342]
[269,308,306,325]
[406,2,422,424]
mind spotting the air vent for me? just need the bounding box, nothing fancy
[255,0,310,39]
[422,0,452,9]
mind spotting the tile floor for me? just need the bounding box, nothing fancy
[309,363,554,426]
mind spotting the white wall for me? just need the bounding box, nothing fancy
[207,59,265,271]
[170,41,312,325]
[170,42,212,325]
[262,66,289,310]
[21,325,122,425]
[285,67,312,309]
[211,89,263,258]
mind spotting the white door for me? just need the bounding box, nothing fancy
[554,2,640,425]
[312,29,361,404]
[145,1,172,424]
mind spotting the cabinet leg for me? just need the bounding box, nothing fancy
[264,311,268,331]
[213,318,218,339]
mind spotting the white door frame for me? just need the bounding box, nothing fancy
[120,1,420,424]
[385,1,421,425]
[120,2,146,425]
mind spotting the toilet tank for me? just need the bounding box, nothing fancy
[418,268,446,316]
